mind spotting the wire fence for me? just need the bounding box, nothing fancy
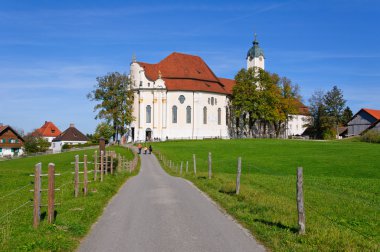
[156,150,379,247]
[0,146,137,247]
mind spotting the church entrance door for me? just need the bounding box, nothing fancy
[145,128,152,141]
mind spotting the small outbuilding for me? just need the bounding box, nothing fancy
[347,108,380,136]
[51,124,88,153]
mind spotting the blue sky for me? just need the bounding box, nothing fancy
[1,0,379,134]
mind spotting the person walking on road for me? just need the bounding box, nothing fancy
[137,143,142,154]
[149,145,152,154]
[144,146,148,154]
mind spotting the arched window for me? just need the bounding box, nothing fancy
[146,105,151,123]
[172,106,177,123]
[186,106,191,124]
[218,108,221,125]
[211,97,214,105]
[203,106,207,124]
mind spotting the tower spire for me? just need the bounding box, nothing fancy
[132,53,136,63]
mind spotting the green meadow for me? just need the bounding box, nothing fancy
[0,146,137,251]
[153,139,380,251]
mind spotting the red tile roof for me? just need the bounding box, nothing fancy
[137,52,230,94]
[218,77,235,94]
[362,108,380,120]
[36,121,61,137]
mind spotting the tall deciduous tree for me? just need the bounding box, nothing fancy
[94,122,115,143]
[87,72,134,141]
[232,67,301,137]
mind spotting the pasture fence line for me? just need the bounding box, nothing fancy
[154,150,380,243]
[155,150,307,234]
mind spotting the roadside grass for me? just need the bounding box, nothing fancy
[153,139,380,251]
[0,146,138,251]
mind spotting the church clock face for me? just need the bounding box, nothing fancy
[259,56,263,61]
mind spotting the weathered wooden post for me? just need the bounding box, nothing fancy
[47,163,55,223]
[83,155,88,196]
[180,161,183,175]
[99,137,105,153]
[100,151,104,182]
[193,154,196,175]
[117,153,121,173]
[236,157,242,195]
[110,152,114,175]
[208,152,212,179]
[74,155,79,197]
[94,151,98,181]
[297,167,306,234]
[186,161,188,173]
[33,163,41,228]
[105,151,108,175]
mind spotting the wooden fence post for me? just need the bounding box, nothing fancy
[193,154,196,175]
[47,163,55,224]
[117,153,121,173]
[94,151,98,181]
[84,155,88,196]
[33,163,41,228]
[297,167,306,234]
[180,161,183,175]
[105,151,108,175]
[236,157,242,195]
[74,155,79,197]
[208,152,212,179]
[186,161,188,173]
[110,153,114,175]
[100,151,104,182]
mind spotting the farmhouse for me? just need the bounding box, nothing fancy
[347,108,380,136]
[128,36,308,142]
[51,124,88,153]
[34,121,62,143]
[0,125,24,157]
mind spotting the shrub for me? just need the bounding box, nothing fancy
[360,129,380,143]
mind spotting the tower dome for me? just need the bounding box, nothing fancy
[246,34,265,60]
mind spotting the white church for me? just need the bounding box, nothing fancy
[128,36,308,142]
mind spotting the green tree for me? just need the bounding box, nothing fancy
[341,106,353,125]
[94,122,115,144]
[324,85,346,138]
[24,132,51,153]
[307,90,335,139]
[232,67,300,137]
[87,72,134,141]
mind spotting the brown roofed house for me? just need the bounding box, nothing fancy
[51,124,88,153]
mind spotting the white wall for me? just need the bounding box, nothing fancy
[287,115,309,136]
[51,141,88,153]
[0,147,23,157]
[129,62,229,141]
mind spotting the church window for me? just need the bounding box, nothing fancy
[211,97,214,105]
[172,106,177,123]
[179,95,185,104]
[146,105,151,123]
[148,82,150,87]
[215,98,217,105]
[208,98,210,104]
[186,106,191,123]
[218,108,221,125]
[203,107,207,124]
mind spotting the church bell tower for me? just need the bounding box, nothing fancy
[246,34,265,70]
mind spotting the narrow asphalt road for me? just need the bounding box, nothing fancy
[78,151,266,252]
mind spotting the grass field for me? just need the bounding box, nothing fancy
[0,146,137,251]
[153,139,380,251]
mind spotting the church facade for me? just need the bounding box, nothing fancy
[128,37,307,142]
